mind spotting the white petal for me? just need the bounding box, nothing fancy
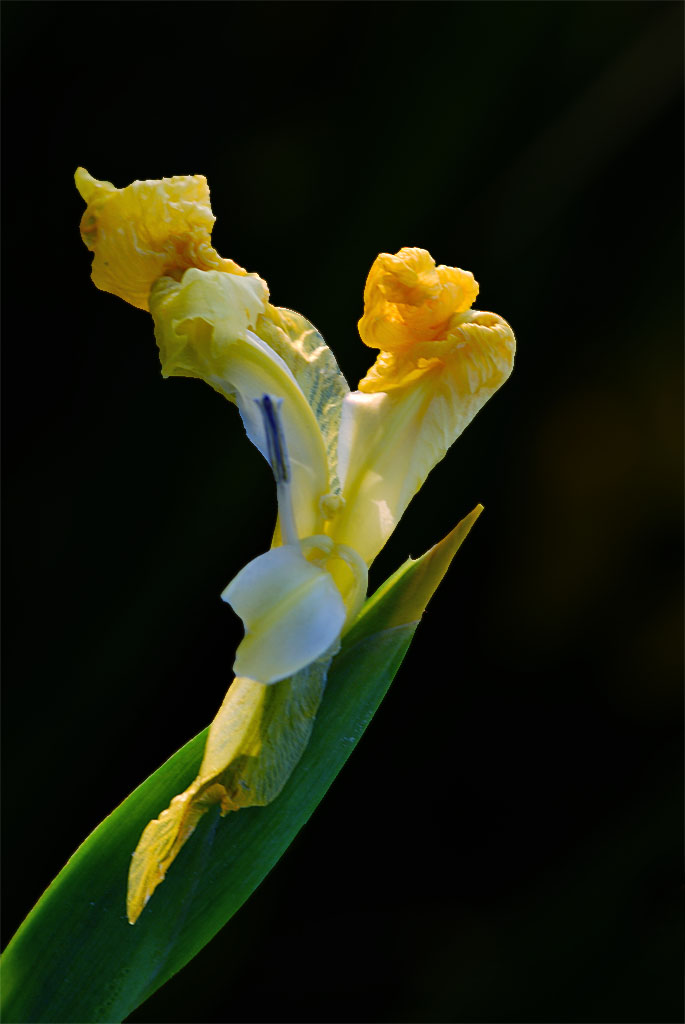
[222,546,346,684]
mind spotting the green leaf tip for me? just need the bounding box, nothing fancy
[352,503,483,635]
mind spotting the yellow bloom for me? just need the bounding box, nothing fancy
[75,171,515,924]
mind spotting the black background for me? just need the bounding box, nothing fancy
[2,2,683,1022]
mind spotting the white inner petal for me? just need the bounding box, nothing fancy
[222,546,346,684]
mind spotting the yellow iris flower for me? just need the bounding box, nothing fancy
[75,169,515,923]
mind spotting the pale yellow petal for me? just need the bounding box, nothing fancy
[126,779,227,925]
[127,662,329,924]
[150,270,330,538]
[331,310,515,565]
[254,305,350,495]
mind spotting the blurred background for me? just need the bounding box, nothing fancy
[2,2,682,1021]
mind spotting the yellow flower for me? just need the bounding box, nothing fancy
[75,171,515,923]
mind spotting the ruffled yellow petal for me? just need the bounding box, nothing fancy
[150,270,330,539]
[75,167,246,311]
[358,247,479,355]
[330,248,515,565]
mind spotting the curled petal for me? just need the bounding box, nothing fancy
[358,247,479,353]
[150,270,330,538]
[75,167,246,310]
[222,545,346,683]
[152,268,269,375]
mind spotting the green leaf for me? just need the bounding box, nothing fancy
[0,506,481,1024]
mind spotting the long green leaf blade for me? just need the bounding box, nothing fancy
[1,508,480,1023]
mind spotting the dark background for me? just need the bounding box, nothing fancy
[2,2,682,1022]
